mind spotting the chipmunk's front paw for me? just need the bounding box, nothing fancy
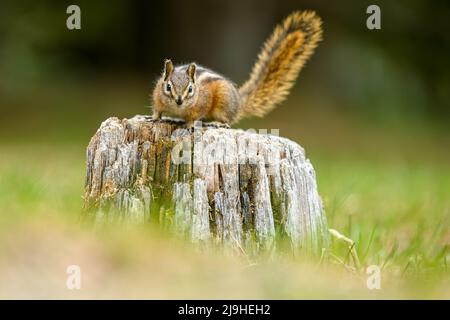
[152,111,161,121]
[204,121,230,129]
[185,121,195,132]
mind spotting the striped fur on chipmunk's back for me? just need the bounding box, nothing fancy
[152,11,323,128]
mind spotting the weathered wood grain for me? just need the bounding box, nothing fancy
[84,115,329,254]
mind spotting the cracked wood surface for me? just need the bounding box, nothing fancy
[84,115,329,254]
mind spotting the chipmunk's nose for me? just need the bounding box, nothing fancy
[176,96,182,106]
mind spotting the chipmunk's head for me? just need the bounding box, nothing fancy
[156,59,198,109]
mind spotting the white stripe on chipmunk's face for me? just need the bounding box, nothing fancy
[159,60,198,113]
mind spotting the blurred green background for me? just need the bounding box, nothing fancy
[0,0,449,298]
[1,0,449,143]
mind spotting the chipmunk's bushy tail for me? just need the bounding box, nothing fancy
[234,11,322,123]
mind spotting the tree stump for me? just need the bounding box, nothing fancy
[84,115,329,254]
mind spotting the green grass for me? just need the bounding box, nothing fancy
[318,160,450,279]
[0,141,449,299]
[0,80,449,298]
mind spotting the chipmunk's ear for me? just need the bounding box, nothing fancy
[187,63,197,83]
[163,59,174,81]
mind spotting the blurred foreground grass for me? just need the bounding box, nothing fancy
[0,79,449,299]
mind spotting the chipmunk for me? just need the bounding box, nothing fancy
[152,11,322,128]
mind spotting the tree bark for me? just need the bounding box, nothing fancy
[84,115,329,254]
